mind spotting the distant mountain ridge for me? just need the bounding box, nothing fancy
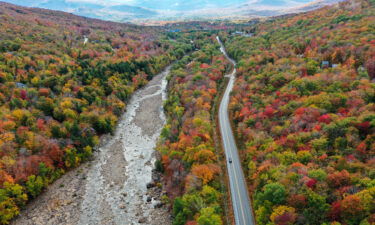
[285,0,346,13]
[0,0,344,23]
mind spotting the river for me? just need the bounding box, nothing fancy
[12,66,172,225]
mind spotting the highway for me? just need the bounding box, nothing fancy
[216,36,255,225]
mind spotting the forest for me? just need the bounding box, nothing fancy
[0,2,192,223]
[0,0,374,224]
[222,0,374,224]
[157,32,231,225]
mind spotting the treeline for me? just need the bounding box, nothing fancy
[0,2,192,224]
[222,0,374,224]
[157,33,231,225]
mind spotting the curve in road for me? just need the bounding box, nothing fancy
[217,36,255,225]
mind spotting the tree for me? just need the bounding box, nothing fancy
[341,195,365,225]
[92,114,117,134]
[327,170,351,188]
[318,114,331,124]
[197,207,222,225]
[287,194,307,209]
[0,198,19,225]
[306,60,319,75]
[255,201,273,225]
[192,164,220,185]
[26,175,44,198]
[0,171,14,187]
[256,182,286,206]
[201,185,221,205]
[308,169,327,182]
[0,182,27,224]
[303,190,330,224]
[365,58,375,80]
[329,201,342,222]
[173,197,187,225]
[270,205,297,225]
[297,150,312,165]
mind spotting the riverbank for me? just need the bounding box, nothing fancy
[12,67,172,225]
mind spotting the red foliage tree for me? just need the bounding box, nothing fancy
[306,178,317,188]
[318,114,331,124]
[38,88,50,97]
[356,121,371,133]
[328,201,342,221]
[274,211,297,225]
[356,141,367,154]
[341,195,364,223]
[287,194,307,208]
[327,170,351,188]
[20,90,27,100]
[264,106,276,118]
[365,58,375,80]
[42,141,63,163]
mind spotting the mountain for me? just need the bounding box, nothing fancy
[219,0,344,18]
[131,0,247,11]
[109,5,156,16]
[285,0,346,13]
[0,0,343,23]
[0,0,159,22]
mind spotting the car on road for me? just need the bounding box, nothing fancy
[228,157,232,163]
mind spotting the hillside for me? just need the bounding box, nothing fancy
[0,2,191,224]
[222,0,374,224]
[0,0,374,225]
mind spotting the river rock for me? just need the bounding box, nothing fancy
[154,202,164,208]
[147,182,155,189]
[138,217,147,223]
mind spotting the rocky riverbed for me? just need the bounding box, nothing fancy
[12,67,172,225]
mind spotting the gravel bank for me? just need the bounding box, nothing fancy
[12,66,172,225]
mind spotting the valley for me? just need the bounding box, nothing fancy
[0,0,374,225]
[12,66,172,225]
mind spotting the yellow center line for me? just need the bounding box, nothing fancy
[221,76,247,225]
[218,36,249,225]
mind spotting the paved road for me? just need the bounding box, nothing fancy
[217,36,255,225]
